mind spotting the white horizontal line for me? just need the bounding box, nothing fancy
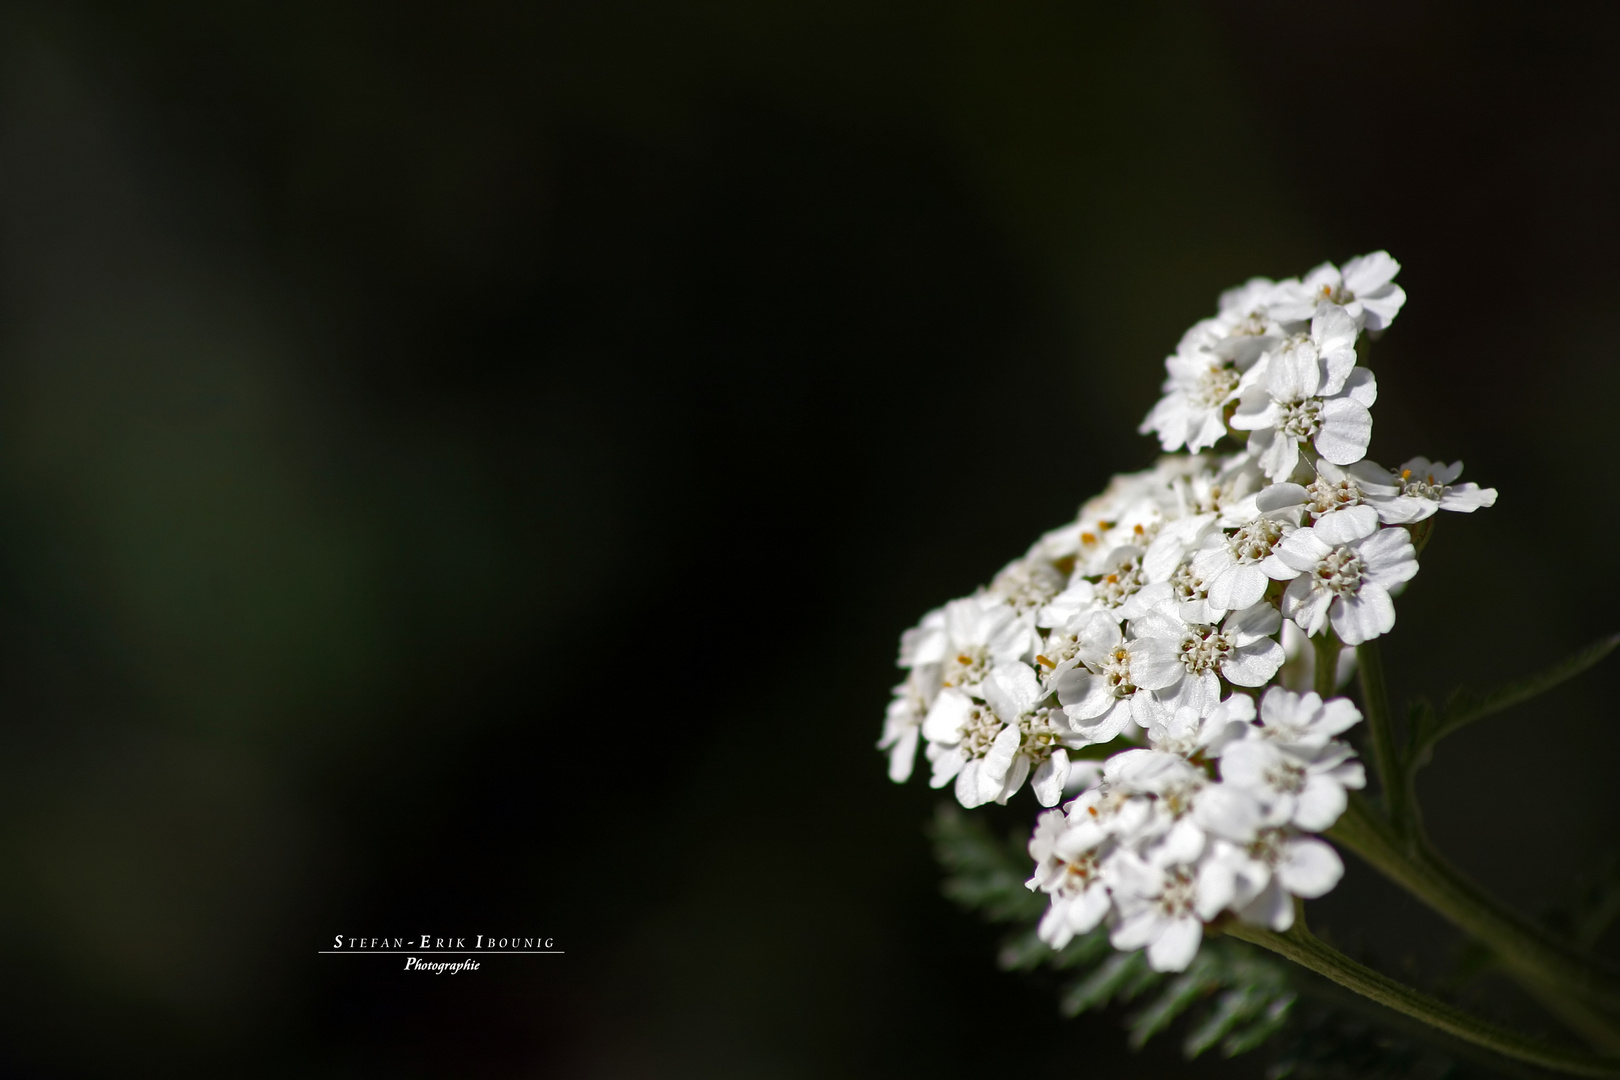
[317,950,565,955]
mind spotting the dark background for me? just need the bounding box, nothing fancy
[0,2,1616,1077]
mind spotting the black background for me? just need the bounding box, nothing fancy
[0,2,1617,1077]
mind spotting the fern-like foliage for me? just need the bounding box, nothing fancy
[930,803,1507,1078]
[932,803,1296,1059]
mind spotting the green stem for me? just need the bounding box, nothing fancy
[1311,629,1340,700]
[1226,921,1620,1077]
[1331,796,1620,1050]
[1355,640,1410,840]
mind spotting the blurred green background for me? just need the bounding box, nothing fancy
[0,1,1616,1076]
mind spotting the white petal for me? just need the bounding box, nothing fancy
[1196,858,1239,920]
[1207,564,1267,613]
[1032,750,1069,807]
[1218,741,1272,792]
[1037,903,1075,949]
[1068,883,1112,934]
[1329,587,1395,646]
[1360,530,1419,588]
[1328,758,1367,791]
[1194,783,1262,842]
[1254,428,1300,481]
[1106,748,1182,790]
[1314,398,1373,465]
[980,724,1022,787]
[922,689,974,744]
[1259,553,1303,581]
[1313,505,1379,544]
[1439,483,1497,512]
[984,662,1044,722]
[995,754,1031,804]
[886,725,919,783]
[1155,672,1219,715]
[1278,838,1344,898]
[1229,388,1280,431]
[1221,637,1286,687]
[1313,304,1360,365]
[1357,285,1406,331]
[1341,367,1378,408]
[1147,917,1203,972]
[1111,909,1162,952]
[1281,578,1332,637]
[1129,638,1188,691]
[1225,599,1282,641]
[954,758,987,806]
[1369,495,1431,525]
[1340,251,1399,295]
[1188,409,1229,453]
[929,747,965,788]
[1053,668,1113,720]
[1238,880,1294,931]
[1069,698,1131,743]
[1269,342,1323,401]
[1274,529,1332,572]
[1314,698,1363,739]
[1156,817,1208,865]
[1256,483,1308,512]
[1293,775,1349,830]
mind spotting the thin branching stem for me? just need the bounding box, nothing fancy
[1311,629,1340,700]
[1355,640,1410,840]
[1226,921,1620,1077]
[1330,796,1620,1050]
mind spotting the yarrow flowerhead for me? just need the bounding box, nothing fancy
[880,253,1496,971]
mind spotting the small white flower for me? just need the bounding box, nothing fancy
[1106,849,1232,972]
[989,556,1068,617]
[938,595,1035,694]
[1230,304,1378,481]
[1051,612,1159,745]
[1188,509,1304,616]
[1129,600,1287,709]
[1223,828,1345,931]
[1026,809,1114,948]
[1063,780,1155,844]
[1269,251,1407,332]
[923,664,1081,808]
[1220,738,1365,831]
[922,691,1002,804]
[898,607,948,669]
[1212,277,1292,367]
[1103,750,1211,837]
[878,665,941,783]
[1086,544,1151,611]
[983,663,1081,806]
[1275,525,1418,644]
[1140,340,1242,453]
[1256,460,1382,544]
[1348,457,1499,525]
[1252,687,1363,751]
[1033,616,1095,684]
[1142,514,1219,586]
[1076,521,1164,581]
[1143,694,1256,760]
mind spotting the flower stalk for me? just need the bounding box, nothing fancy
[1226,919,1620,1077]
[1330,776,1620,1053]
[1353,640,1410,842]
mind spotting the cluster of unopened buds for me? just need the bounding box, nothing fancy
[880,253,1496,973]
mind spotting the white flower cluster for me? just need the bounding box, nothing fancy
[879,253,1498,973]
